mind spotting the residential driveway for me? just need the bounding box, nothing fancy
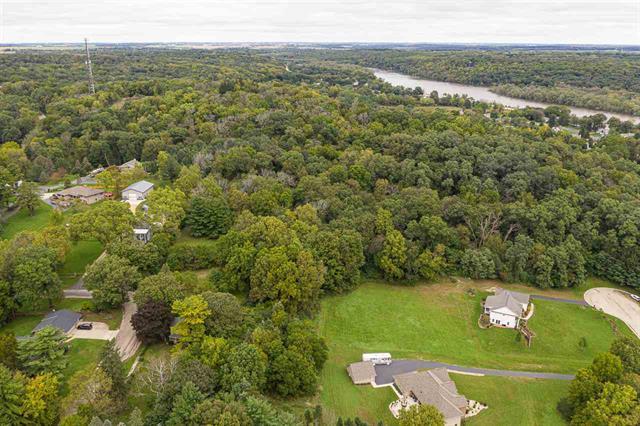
[530,294,588,306]
[114,298,141,360]
[63,289,93,299]
[373,360,574,386]
[70,322,118,340]
[126,199,142,213]
[584,288,640,339]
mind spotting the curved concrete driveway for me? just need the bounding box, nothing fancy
[584,288,640,339]
[373,360,574,386]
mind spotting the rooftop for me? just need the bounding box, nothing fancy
[485,289,530,316]
[393,368,467,421]
[55,185,104,198]
[347,361,377,384]
[123,180,154,193]
[33,309,82,334]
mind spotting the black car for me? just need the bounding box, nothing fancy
[77,322,93,330]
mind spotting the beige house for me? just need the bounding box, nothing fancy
[392,369,467,426]
[51,186,105,207]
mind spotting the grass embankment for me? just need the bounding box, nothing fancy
[60,339,106,396]
[317,279,632,424]
[59,240,103,287]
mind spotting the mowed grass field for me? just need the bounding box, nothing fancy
[317,280,633,424]
[0,201,53,239]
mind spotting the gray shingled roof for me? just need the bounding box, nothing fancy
[347,361,376,384]
[55,186,104,197]
[33,310,82,334]
[485,289,530,316]
[123,180,154,193]
[393,368,467,421]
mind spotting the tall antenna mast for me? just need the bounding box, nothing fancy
[84,38,96,95]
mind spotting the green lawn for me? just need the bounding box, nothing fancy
[0,201,53,239]
[60,339,106,396]
[316,280,634,424]
[59,240,103,287]
[454,374,570,425]
[0,315,41,336]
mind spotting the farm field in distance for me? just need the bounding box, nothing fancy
[316,279,632,424]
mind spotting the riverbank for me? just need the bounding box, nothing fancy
[373,69,640,124]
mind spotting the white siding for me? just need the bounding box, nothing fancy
[489,311,518,328]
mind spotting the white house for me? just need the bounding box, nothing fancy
[484,289,531,328]
[122,180,154,201]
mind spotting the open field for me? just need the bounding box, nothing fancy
[316,279,635,424]
[0,202,53,239]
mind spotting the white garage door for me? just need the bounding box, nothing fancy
[129,193,138,201]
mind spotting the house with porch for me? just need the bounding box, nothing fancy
[484,289,531,328]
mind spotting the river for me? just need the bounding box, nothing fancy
[373,69,640,124]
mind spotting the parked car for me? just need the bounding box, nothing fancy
[630,294,640,303]
[77,322,93,330]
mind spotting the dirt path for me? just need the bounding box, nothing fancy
[584,288,640,339]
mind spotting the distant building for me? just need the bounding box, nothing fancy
[347,361,376,385]
[122,180,154,201]
[51,185,105,207]
[484,289,531,329]
[392,369,467,426]
[133,227,152,244]
[32,310,82,335]
[118,159,142,171]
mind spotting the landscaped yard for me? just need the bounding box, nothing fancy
[316,279,634,424]
[60,339,106,396]
[454,374,570,425]
[0,201,53,239]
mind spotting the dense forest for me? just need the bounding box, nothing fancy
[1,48,640,425]
[289,49,640,115]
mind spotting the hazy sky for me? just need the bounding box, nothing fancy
[2,0,639,45]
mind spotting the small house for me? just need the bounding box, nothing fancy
[169,317,183,344]
[32,310,82,336]
[484,289,531,328]
[133,227,152,244]
[122,180,154,201]
[347,361,376,385]
[118,159,142,171]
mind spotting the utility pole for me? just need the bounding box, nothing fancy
[84,38,96,95]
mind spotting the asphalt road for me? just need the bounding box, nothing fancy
[530,294,588,306]
[373,360,575,385]
[114,297,141,361]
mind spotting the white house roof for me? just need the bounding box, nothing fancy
[485,289,530,317]
[123,180,154,193]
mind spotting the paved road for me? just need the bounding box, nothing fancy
[114,297,141,361]
[373,360,574,386]
[530,294,588,306]
[585,288,640,339]
[63,289,93,299]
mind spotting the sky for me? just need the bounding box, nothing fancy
[1,0,639,45]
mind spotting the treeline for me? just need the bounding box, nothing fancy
[283,49,640,116]
[493,84,640,117]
